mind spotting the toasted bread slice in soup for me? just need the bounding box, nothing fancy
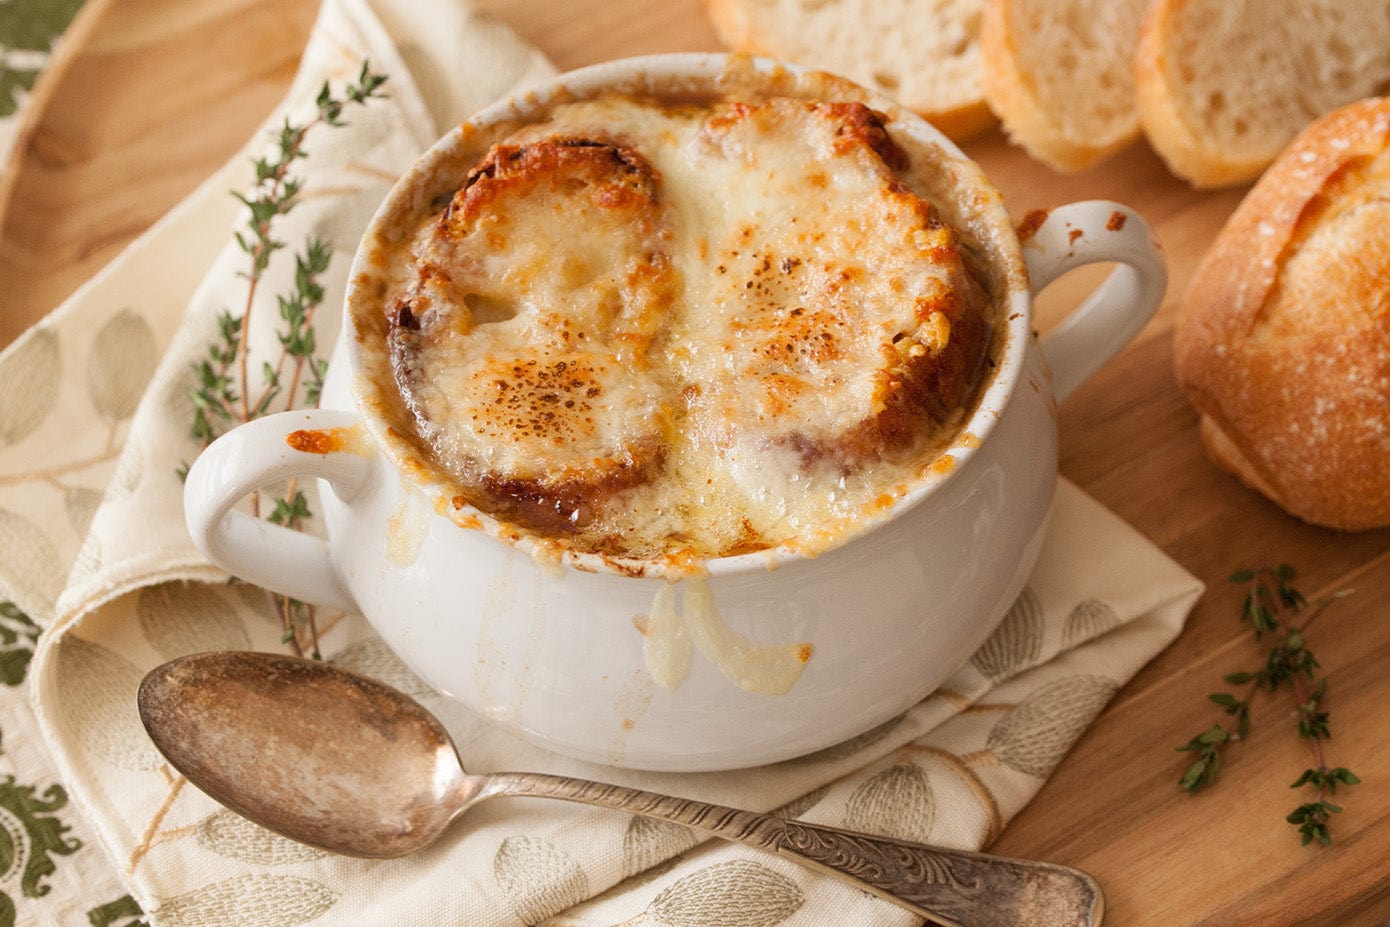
[386,95,996,559]
[682,99,991,472]
[390,139,674,532]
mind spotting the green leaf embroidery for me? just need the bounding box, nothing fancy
[0,602,39,687]
[0,0,85,120]
[0,775,81,899]
[86,893,148,927]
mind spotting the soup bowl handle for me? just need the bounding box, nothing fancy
[1026,200,1167,403]
[183,409,371,614]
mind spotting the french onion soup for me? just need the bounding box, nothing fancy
[364,86,1015,571]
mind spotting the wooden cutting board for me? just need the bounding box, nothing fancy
[2,1,1386,923]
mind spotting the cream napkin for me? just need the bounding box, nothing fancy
[2,1,1203,924]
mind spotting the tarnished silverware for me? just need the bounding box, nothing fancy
[138,651,1104,927]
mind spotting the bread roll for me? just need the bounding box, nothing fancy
[1174,98,1390,530]
[703,0,994,140]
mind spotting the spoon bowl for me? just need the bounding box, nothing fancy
[139,651,1104,927]
[138,650,470,857]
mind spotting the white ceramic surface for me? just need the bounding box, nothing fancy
[184,54,1166,771]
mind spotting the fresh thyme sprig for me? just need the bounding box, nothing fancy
[1177,565,1359,845]
[181,61,388,657]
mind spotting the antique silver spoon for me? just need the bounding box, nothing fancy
[137,651,1103,927]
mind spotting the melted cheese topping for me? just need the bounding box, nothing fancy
[639,578,811,695]
[386,95,996,560]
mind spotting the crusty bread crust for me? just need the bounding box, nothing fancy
[1134,0,1271,187]
[981,0,1142,172]
[702,0,996,141]
[1174,98,1390,530]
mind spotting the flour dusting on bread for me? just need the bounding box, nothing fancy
[1175,98,1390,529]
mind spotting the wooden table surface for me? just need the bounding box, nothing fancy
[2,0,1387,923]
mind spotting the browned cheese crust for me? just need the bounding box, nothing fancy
[390,139,674,532]
[698,101,991,468]
[383,95,998,556]
[1174,98,1390,530]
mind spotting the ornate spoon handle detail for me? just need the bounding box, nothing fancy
[771,819,1104,927]
[478,772,1104,927]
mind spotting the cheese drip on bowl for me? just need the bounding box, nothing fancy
[385,94,998,563]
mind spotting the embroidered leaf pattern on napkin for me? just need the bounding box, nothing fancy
[108,441,143,499]
[152,873,337,927]
[1064,597,1121,645]
[494,835,590,925]
[0,599,131,927]
[54,637,162,772]
[195,809,327,866]
[328,637,434,699]
[137,584,251,659]
[62,486,104,538]
[843,763,935,843]
[622,815,698,879]
[986,675,1119,777]
[783,713,905,766]
[771,784,828,821]
[648,860,803,927]
[0,328,59,446]
[87,310,159,423]
[971,586,1043,679]
[0,509,64,617]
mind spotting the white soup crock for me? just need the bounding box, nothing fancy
[183,54,1166,771]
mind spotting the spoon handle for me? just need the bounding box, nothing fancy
[481,772,1103,927]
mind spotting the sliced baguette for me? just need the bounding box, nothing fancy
[1174,98,1390,530]
[981,0,1151,171]
[703,0,994,140]
[1136,0,1390,188]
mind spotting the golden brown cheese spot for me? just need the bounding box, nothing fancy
[389,138,675,532]
[287,429,340,455]
[285,425,370,456]
[438,347,663,482]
